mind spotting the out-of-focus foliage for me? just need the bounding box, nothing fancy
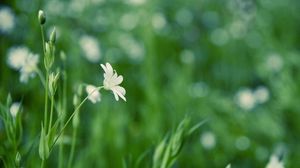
[1,0,300,167]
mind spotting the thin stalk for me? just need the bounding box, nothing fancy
[44,73,49,132]
[50,86,103,151]
[48,95,55,134]
[40,25,46,53]
[41,160,45,168]
[58,71,67,168]
[67,126,78,168]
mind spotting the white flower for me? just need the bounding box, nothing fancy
[235,88,256,110]
[266,53,283,73]
[86,85,101,103]
[7,46,39,83]
[101,63,126,101]
[266,155,284,168]
[7,46,30,70]
[10,102,21,117]
[19,53,39,83]
[200,131,216,150]
[0,7,15,33]
[79,35,101,63]
[253,86,270,104]
[225,164,231,168]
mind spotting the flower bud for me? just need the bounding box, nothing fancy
[38,10,46,25]
[50,27,56,44]
[49,72,60,96]
[72,111,80,128]
[39,124,49,160]
[15,152,21,167]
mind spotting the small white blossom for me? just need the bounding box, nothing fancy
[7,46,30,70]
[225,164,231,168]
[79,35,101,63]
[200,131,216,150]
[235,88,256,110]
[19,53,39,83]
[7,46,39,83]
[266,53,283,73]
[86,85,101,103]
[266,155,284,168]
[10,102,21,117]
[253,86,270,104]
[0,7,15,33]
[101,63,126,101]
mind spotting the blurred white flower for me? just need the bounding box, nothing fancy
[253,86,270,104]
[0,7,15,33]
[79,35,101,63]
[101,63,126,101]
[19,53,39,83]
[7,46,30,70]
[125,0,146,6]
[7,46,39,83]
[10,102,21,117]
[225,164,231,168]
[266,155,284,168]
[266,53,283,73]
[235,88,256,110]
[120,13,139,30]
[86,85,101,103]
[152,13,167,30]
[200,131,216,150]
[119,34,144,61]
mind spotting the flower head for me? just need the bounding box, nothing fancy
[86,85,101,103]
[101,63,126,101]
[266,155,284,168]
[0,7,15,33]
[79,35,101,63]
[19,53,39,83]
[7,46,30,70]
[10,102,21,117]
[7,46,39,83]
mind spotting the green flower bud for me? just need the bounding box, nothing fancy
[15,152,21,167]
[153,136,167,167]
[38,10,46,25]
[49,72,60,96]
[44,42,55,70]
[50,27,56,44]
[72,111,80,128]
[39,124,49,160]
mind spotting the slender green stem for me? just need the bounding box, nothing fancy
[48,95,55,134]
[44,73,49,132]
[50,86,103,151]
[40,25,46,53]
[58,71,67,168]
[67,125,78,168]
[41,160,45,168]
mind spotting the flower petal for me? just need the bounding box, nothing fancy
[112,89,119,101]
[112,86,126,101]
[86,85,101,103]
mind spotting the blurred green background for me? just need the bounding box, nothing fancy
[1,0,300,167]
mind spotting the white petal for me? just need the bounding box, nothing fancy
[101,64,107,73]
[112,86,126,101]
[112,89,119,101]
[86,85,101,103]
[114,75,123,86]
